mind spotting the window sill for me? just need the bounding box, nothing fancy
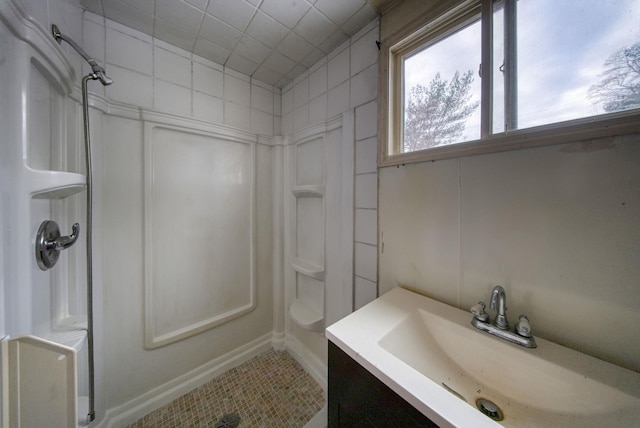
[379,109,640,167]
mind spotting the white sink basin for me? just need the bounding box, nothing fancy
[326,287,640,427]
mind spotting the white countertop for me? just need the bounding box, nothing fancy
[326,287,500,428]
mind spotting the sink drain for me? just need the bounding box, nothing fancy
[476,398,503,421]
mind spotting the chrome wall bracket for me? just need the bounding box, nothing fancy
[35,220,79,270]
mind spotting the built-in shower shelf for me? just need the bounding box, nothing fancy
[29,170,86,198]
[290,299,324,331]
[57,315,88,330]
[292,185,325,198]
[291,258,325,280]
[41,328,87,352]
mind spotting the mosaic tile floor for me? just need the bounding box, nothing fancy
[126,349,325,428]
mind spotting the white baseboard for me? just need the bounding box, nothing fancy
[285,333,328,392]
[95,332,273,428]
[271,330,286,350]
[93,331,328,428]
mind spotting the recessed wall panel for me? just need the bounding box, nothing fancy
[144,124,255,348]
[296,197,324,267]
[296,137,324,186]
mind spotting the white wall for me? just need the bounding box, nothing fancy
[283,19,380,309]
[8,1,280,423]
[379,136,640,372]
[78,11,280,420]
[281,19,380,366]
[8,0,382,423]
[82,12,280,136]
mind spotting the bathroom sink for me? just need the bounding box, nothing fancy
[326,287,640,427]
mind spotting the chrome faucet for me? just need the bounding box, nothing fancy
[490,285,509,329]
[470,285,536,348]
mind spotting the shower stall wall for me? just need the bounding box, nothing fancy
[0,1,90,426]
[2,0,365,425]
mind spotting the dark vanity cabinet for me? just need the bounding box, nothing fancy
[328,341,439,427]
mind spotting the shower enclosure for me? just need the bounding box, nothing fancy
[0,1,100,426]
[1,1,357,426]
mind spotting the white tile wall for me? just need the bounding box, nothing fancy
[193,60,223,97]
[293,77,309,109]
[193,91,224,123]
[355,137,377,174]
[355,242,377,282]
[224,101,251,129]
[153,18,196,53]
[355,101,378,140]
[354,276,377,310]
[83,14,107,97]
[327,81,350,118]
[88,11,379,314]
[107,65,153,108]
[350,23,379,75]
[280,21,381,308]
[154,46,191,87]
[226,53,259,76]
[355,209,377,245]
[87,13,279,135]
[106,27,153,75]
[154,80,191,115]
[251,109,273,135]
[342,3,378,35]
[350,64,377,108]
[309,94,327,124]
[193,38,231,65]
[293,103,309,131]
[224,74,251,107]
[355,173,377,209]
[83,14,106,62]
[251,83,274,113]
[327,47,350,89]
[281,89,293,116]
[309,63,328,100]
[281,112,293,136]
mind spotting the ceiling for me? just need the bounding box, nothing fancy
[80,0,380,88]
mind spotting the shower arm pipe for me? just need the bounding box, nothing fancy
[52,24,113,85]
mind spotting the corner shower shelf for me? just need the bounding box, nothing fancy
[291,258,325,281]
[41,328,87,352]
[29,170,86,199]
[290,299,324,331]
[41,316,88,352]
[292,185,325,198]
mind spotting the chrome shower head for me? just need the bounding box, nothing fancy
[91,66,113,86]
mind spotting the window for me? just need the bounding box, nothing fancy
[402,17,481,151]
[383,0,640,164]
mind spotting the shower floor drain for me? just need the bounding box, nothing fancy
[215,413,241,428]
[476,398,504,421]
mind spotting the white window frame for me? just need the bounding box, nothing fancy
[379,0,640,167]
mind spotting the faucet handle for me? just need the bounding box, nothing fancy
[470,301,489,322]
[516,315,533,338]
